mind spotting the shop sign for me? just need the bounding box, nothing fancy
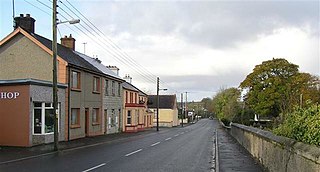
[0,92,20,99]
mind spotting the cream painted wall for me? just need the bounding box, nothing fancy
[0,33,67,83]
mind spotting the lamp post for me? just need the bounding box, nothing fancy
[52,0,79,151]
[156,77,167,131]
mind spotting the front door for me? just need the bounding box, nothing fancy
[104,109,108,134]
[85,108,89,136]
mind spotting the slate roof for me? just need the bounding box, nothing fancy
[123,82,147,96]
[31,33,102,74]
[148,95,177,109]
[75,52,123,80]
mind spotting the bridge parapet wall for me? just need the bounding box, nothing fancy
[230,123,320,172]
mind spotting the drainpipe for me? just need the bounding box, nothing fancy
[68,67,71,141]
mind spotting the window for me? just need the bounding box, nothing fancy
[118,83,121,96]
[126,91,128,103]
[71,71,81,89]
[130,92,133,103]
[111,81,115,96]
[93,76,100,93]
[105,80,109,96]
[127,110,132,124]
[92,108,99,124]
[71,108,80,126]
[33,102,59,134]
[135,93,138,103]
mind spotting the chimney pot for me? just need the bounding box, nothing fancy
[20,14,24,17]
[26,14,30,17]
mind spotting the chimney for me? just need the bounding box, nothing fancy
[123,74,132,83]
[60,34,76,50]
[14,14,36,33]
[106,65,120,76]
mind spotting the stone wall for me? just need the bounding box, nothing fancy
[230,123,320,172]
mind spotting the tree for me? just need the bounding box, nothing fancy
[201,97,213,113]
[240,58,319,119]
[212,87,241,123]
[240,58,300,117]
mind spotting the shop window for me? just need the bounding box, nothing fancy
[33,102,59,134]
[92,108,99,124]
[71,108,80,126]
[127,110,132,125]
[93,76,100,93]
[71,71,81,90]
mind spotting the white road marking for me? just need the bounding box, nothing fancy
[125,149,142,157]
[150,142,161,147]
[180,132,185,134]
[165,137,172,141]
[82,163,106,172]
[174,134,179,137]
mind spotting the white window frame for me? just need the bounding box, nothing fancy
[32,102,60,135]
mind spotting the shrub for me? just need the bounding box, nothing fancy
[273,104,320,146]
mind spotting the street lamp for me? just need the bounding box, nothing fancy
[52,0,79,151]
[156,77,167,131]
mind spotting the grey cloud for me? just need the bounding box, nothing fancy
[86,1,319,49]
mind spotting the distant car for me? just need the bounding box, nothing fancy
[209,116,213,120]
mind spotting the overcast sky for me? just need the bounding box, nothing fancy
[1,0,319,101]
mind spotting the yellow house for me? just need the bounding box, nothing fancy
[148,95,180,127]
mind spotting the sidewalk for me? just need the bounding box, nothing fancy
[216,122,265,172]
[0,128,160,164]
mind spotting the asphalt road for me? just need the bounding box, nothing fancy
[0,119,216,172]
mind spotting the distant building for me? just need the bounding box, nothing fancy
[148,95,179,127]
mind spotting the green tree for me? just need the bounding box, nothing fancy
[201,97,213,113]
[240,58,300,117]
[212,87,241,123]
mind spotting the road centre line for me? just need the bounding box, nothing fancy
[180,132,185,134]
[165,137,172,141]
[82,163,106,172]
[125,149,142,157]
[174,134,179,137]
[150,142,161,147]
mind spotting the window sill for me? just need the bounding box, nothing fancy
[92,122,100,126]
[70,124,81,129]
[92,91,101,94]
[71,88,81,92]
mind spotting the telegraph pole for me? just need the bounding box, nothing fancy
[156,77,159,131]
[181,93,183,127]
[185,92,188,123]
[52,0,59,151]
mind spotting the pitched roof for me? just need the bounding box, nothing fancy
[148,95,177,109]
[31,33,102,73]
[123,82,147,96]
[75,52,123,81]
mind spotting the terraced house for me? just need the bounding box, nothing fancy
[122,76,153,132]
[0,14,107,146]
[78,53,125,134]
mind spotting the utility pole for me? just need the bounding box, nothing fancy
[185,92,188,123]
[181,93,183,127]
[52,0,59,151]
[156,77,159,131]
